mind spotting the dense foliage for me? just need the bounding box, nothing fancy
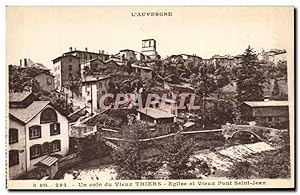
[236,46,265,102]
[112,122,162,179]
[9,65,73,115]
[158,135,197,179]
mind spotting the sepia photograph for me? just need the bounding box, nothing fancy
[5,6,294,190]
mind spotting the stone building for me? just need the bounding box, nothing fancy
[180,54,202,64]
[258,49,287,64]
[52,47,110,90]
[141,39,159,60]
[80,58,106,78]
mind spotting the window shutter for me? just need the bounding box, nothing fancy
[42,143,49,154]
[50,123,54,135]
[30,147,33,160]
[58,140,61,150]
[16,131,18,143]
[29,127,33,138]
[57,123,61,134]
[49,142,53,153]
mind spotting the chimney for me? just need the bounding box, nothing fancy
[99,50,101,54]
[24,59,27,67]
[102,50,104,54]
[20,59,22,67]
[69,47,73,52]
[85,47,88,52]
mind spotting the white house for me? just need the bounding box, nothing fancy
[81,76,111,114]
[8,92,69,179]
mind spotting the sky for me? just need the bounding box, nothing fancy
[6,6,294,68]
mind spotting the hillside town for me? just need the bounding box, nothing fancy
[8,39,290,180]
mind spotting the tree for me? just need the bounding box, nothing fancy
[159,135,197,179]
[228,161,252,179]
[112,122,162,179]
[37,90,73,115]
[9,65,42,93]
[190,63,217,128]
[63,75,81,98]
[203,99,236,128]
[236,46,265,102]
[272,79,280,97]
[8,65,72,115]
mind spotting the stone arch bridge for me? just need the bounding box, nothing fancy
[100,125,280,150]
[221,124,280,142]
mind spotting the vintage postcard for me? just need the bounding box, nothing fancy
[6,6,295,190]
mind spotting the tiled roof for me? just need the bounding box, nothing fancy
[137,107,175,119]
[52,54,79,63]
[81,75,110,83]
[9,101,50,124]
[104,58,124,66]
[120,49,136,52]
[9,92,32,103]
[64,50,109,56]
[243,101,289,107]
[81,58,103,64]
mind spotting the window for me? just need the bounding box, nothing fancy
[69,58,72,62]
[9,150,19,167]
[29,125,41,140]
[166,126,171,133]
[50,123,60,136]
[30,145,41,159]
[69,65,72,71]
[51,140,61,152]
[40,108,57,123]
[9,128,18,144]
[42,142,50,155]
[46,77,52,85]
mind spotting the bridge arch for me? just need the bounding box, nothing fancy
[229,130,263,141]
[222,125,273,143]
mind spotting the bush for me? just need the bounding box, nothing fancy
[228,161,253,179]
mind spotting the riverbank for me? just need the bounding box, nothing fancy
[59,141,279,180]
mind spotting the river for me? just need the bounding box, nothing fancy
[61,141,276,180]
